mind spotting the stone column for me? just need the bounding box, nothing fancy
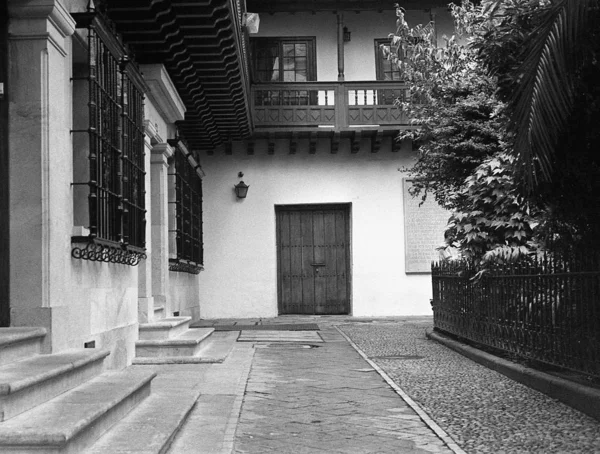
[150,142,174,319]
[138,122,156,323]
[7,0,76,347]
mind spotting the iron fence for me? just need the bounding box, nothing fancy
[432,253,600,378]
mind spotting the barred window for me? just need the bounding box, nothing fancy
[168,139,204,274]
[71,12,147,266]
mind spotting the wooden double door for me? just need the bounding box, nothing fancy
[276,204,350,315]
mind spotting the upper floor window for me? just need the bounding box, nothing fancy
[251,37,317,106]
[375,38,402,81]
[252,37,316,82]
[71,12,147,266]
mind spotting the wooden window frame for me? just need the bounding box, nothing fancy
[374,38,402,81]
[251,37,317,83]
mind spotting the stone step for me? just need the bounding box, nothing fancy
[134,328,214,361]
[0,328,47,367]
[153,305,165,319]
[138,316,192,341]
[87,390,200,453]
[0,348,110,422]
[132,331,237,365]
[0,368,156,454]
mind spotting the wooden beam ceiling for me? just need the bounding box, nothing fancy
[246,0,452,13]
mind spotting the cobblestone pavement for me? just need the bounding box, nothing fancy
[233,325,454,454]
[338,319,600,454]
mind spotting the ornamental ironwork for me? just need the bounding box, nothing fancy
[72,241,146,266]
[169,259,203,275]
[431,253,600,379]
[71,11,147,266]
[168,139,204,274]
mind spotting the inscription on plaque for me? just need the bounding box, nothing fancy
[403,179,450,273]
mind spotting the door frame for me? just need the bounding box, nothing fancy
[275,203,352,315]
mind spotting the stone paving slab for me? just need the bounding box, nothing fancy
[166,343,255,454]
[233,326,453,454]
[237,331,324,343]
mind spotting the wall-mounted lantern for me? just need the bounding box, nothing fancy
[234,172,249,198]
[343,26,351,42]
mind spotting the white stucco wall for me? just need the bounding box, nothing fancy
[7,0,140,369]
[198,138,438,319]
[255,8,456,81]
[169,272,200,320]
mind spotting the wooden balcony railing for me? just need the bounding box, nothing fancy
[251,81,409,131]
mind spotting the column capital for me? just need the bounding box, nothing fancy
[150,143,174,166]
[9,0,76,54]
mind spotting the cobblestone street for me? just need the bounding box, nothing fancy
[338,319,600,454]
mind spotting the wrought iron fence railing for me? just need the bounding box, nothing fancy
[431,254,600,378]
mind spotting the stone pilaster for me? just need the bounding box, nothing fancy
[138,121,157,323]
[150,142,174,318]
[7,0,76,346]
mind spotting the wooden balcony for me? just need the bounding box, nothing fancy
[251,81,410,132]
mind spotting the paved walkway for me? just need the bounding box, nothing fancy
[162,316,599,453]
[162,316,461,454]
[234,325,453,454]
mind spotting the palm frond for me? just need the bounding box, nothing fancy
[509,0,598,188]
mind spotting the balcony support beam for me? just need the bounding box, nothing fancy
[267,134,275,155]
[309,132,317,154]
[331,132,340,154]
[351,131,362,154]
[289,132,298,154]
[371,129,382,153]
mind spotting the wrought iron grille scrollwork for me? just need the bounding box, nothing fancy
[169,259,203,275]
[72,241,146,266]
[71,11,147,266]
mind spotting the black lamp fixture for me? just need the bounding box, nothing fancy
[343,26,351,42]
[234,171,249,199]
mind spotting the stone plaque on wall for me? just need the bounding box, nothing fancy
[403,179,450,273]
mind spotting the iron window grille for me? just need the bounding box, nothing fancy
[168,139,204,274]
[71,11,147,266]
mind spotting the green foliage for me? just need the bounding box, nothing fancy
[472,0,600,247]
[472,0,600,187]
[386,3,507,211]
[442,153,544,262]
[387,0,600,262]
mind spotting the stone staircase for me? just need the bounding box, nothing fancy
[133,316,234,364]
[0,327,198,453]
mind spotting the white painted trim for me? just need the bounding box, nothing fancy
[140,64,186,124]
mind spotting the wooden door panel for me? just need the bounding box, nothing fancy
[313,211,327,314]
[277,205,350,315]
[289,211,304,313]
[300,211,315,314]
[279,211,293,313]
[335,210,348,312]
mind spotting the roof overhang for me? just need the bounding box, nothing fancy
[245,0,453,13]
[104,0,253,155]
